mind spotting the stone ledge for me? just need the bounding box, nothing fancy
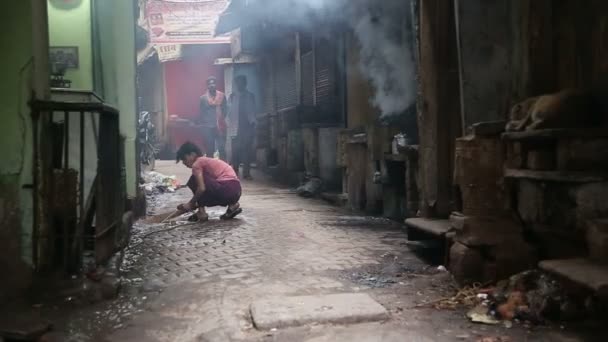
[405,218,451,237]
[504,169,608,183]
[502,128,608,142]
[539,258,608,296]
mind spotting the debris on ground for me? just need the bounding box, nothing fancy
[141,171,181,194]
[345,257,446,289]
[296,177,323,198]
[415,283,484,310]
[467,303,500,325]
[460,270,597,327]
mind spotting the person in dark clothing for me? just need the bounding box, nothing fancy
[200,77,228,160]
[176,142,242,222]
[227,75,256,180]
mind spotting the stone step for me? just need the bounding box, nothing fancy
[404,218,451,238]
[250,293,388,330]
[587,219,608,263]
[504,168,608,183]
[539,258,608,296]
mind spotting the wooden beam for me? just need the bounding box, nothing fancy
[417,0,463,218]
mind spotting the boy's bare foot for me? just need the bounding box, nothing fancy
[188,209,209,222]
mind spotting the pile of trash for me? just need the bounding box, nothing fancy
[141,171,181,194]
[465,270,598,327]
[296,177,323,198]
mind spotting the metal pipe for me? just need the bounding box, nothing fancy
[79,112,85,219]
[64,111,69,170]
[31,109,39,270]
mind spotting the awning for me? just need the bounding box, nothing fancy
[137,44,157,65]
[215,0,247,35]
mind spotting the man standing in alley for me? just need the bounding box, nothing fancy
[228,75,256,180]
[200,76,228,160]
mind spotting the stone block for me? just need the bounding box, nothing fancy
[256,148,268,169]
[449,212,466,231]
[573,182,608,230]
[453,216,523,247]
[449,242,484,285]
[302,127,319,177]
[488,239,537,281]
[529,224,586,260]
[517,180,578,229]
[318,128,341,191]
[587,219,608,264]
[287,130,305,172]
[516,180,545,224]
[557,139,608,171]
[454,135,504,186]
[460,184,508,217]
[506,142,524,169]
[526,148,556,170]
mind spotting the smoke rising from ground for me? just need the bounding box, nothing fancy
[260,0,416,118]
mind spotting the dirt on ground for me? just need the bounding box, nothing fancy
[1,161,606,342]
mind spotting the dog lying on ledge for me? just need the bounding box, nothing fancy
[506,77,608,132]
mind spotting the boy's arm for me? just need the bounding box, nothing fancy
[188,172,206,205]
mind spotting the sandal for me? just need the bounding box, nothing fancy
[220,206,243,220]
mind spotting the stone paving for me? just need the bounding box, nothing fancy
[34,161,598,342]
[133,189,405,289]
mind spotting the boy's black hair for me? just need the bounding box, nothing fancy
[176,142,202,163]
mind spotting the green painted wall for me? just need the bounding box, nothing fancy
[0,0,35,301]
[93,0,138,197]
[48,0,93,90]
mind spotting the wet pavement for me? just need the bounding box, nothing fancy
[2,161,604,341]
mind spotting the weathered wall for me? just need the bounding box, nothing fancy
[455,0,517,127]
[138,58,167,144]
[93,0,138,197]
[552,0,608,89]
[48,0,93,90]
[457,0,608,128]
[0,0,37,302]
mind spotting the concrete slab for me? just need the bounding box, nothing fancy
[250,293,389,330]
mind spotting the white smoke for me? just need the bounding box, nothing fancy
[240,0,417,118]
[350,0,416,117]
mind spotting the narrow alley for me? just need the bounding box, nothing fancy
[3,1,608,341]
[19,162,595,342]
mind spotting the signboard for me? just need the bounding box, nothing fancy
[156,44,183,62]
[145,0,230,44]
